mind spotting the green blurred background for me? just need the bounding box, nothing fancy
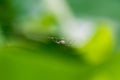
[0,0,120,80]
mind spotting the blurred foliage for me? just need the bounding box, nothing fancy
[0,0,120,80]
[81,22,114,64]
[68,0,120,19]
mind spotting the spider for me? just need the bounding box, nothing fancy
[48,36,74,46]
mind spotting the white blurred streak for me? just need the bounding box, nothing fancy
[44,0,96,47]
[63,19,96,47]
[44,0,74,20]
